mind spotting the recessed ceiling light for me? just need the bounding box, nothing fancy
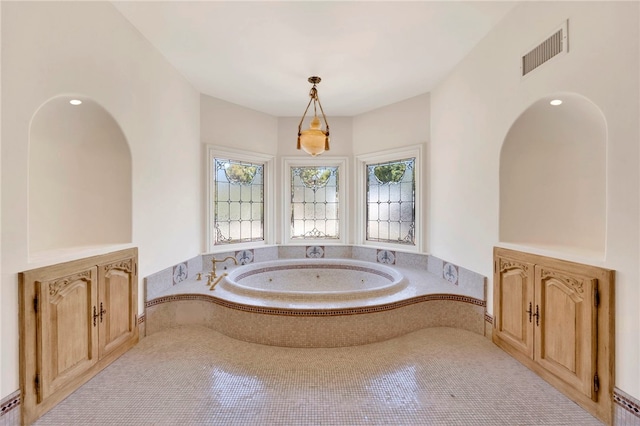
[69,99,82,106]
[550,99,563,106]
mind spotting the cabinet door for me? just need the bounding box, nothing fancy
[494,256,535,358]
[534,265,597,401]
[38,267,99,402]
[98,256,138,358]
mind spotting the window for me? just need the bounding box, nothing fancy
[291,166,339,239]
[207,146,273,251]
[283,157,347,244]
[357,146,422,250]
[366,158,415,245]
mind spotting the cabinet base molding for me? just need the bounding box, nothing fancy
[19,248,139,425]
[493,247,614,425]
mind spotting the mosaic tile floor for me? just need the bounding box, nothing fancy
[34,326,602,425]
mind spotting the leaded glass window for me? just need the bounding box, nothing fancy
[213,158,264,245]
[290,166,339,239]
[366,158,415,245]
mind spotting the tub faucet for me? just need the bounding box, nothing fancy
[211,256,238,278]
[209,273,228,291]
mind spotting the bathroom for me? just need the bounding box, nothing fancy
[1,1,639,425]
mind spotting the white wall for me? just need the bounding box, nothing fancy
[204,99,429,247]
[500,94,606,255]
[353,93,430,156]
[200,95,278,250]
[29,98,132,254]
[353,94,430,250]
[0,0,4,405]
[201,95,278,155]
[1,2,201,398]
[430,1,639,399]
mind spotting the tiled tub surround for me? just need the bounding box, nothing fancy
[147,246,485,307]
[144,253,202,301]
[145,246,487,347]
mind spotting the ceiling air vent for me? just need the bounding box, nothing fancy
[521,20,568,77]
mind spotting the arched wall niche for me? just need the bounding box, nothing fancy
[28,95,132,257]
[499,93,607,258]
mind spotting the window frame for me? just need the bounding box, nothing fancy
[206,145,275,252]
[282,156,348,245]
[356,145,423,252]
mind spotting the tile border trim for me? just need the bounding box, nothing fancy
[137,313,145,324]
[614,387,640,418]
[484,313,494,325]
[145,293,485,317]
[0,389,20,417]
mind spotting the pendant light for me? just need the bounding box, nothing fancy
[297,76,330,156]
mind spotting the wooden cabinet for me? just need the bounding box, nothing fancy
[36,266,99,404]
[493,247,614,424]
[97,258,138,359]
[20,248,138,425]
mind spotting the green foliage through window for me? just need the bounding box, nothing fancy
[224,163,257,185]
[299,168,332,190]
[373,163,406,184]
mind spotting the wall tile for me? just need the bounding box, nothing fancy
[457,267,486,301]
[144,268,173,302]
[187,255,202,278]
[484,313,494,340]
[138,314,146,339]
[614,387,640,425]
[427,255,444,276]
[234,249,255,265]
[305,245,325,258]
[253,246,278,262]
[278,245,305,259]
[324,245,352,259]
[351,246,376,262]
[395,251,428,269]
[144,294,485,348]
[0,390,20,426]
[202,251,236,272]
[145,303,177,336]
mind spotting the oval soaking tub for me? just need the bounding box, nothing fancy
[219,258,408,301]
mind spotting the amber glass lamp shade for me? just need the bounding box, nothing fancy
[299,116,329,156]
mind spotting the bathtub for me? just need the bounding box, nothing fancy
[145,255,487,347]
[219,258,408,301]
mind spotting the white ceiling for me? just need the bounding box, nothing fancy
[113,1,517,117]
